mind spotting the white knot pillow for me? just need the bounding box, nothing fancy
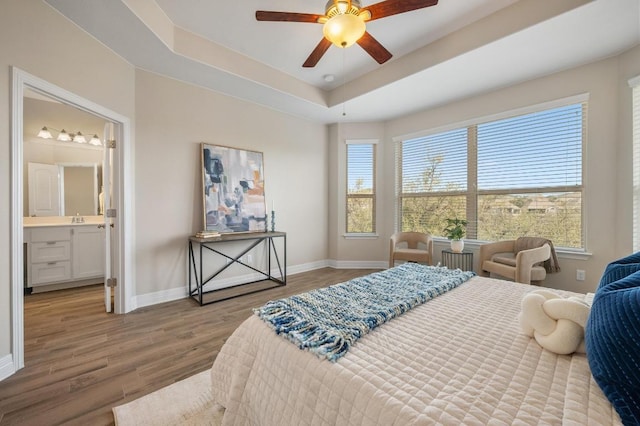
[518,289,591,355]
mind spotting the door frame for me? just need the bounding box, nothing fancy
[10,67,134,372]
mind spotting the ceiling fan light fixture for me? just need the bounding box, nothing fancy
[256,0,438,67]
[323,14,366,48]
[325,0,361,17]
[358,9,371,21]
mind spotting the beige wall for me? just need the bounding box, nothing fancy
[328,122,387,265]
[133,71,328,295]
[0,0,135,363]
[331,48,640,293]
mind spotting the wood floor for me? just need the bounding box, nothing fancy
[0,268,377,425]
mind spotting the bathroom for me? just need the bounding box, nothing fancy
[22,89,108,293]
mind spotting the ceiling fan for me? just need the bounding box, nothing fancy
[256,0,439,68]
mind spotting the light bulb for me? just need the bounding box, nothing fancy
[323,14,365,48]
[336,1,349,13]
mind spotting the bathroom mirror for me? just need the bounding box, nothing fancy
[26,162,101,217]
[60,163,100,216]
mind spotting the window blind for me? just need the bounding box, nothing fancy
[631,76,640,251]
[400,128,467,193]
[395,99,586,248]
[477,104,583,191]
[346,141,376,233]
[347,144,374,194]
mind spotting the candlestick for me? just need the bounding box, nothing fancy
[270,210,275,232]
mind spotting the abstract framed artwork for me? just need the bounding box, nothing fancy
[201,143,267,233]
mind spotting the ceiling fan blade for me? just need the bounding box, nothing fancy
[256,11,323,23]
[357,32,392,64]
[362,0,438,21]
[303,38,332,68]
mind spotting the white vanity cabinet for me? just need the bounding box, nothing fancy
[71,226,105,279]
[25,225,105,288]
[28,227,72,285]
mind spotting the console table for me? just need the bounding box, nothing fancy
[188,231,286,306]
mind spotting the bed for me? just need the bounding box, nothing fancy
[209,263,626,425]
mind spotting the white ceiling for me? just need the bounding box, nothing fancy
[44,0,640,123]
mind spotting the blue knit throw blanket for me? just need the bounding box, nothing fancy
[254,263,475,362]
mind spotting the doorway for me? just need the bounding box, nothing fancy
[10,67,133,373]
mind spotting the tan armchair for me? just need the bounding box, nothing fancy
[389,232,433,268]
[478,240,551,285]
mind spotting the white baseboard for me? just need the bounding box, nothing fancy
[131,260,386,309]
[287,259,386,271]
[287,260,331,274]
[0,353,15,382]
[327,260,387,269]
[133,286,188,310]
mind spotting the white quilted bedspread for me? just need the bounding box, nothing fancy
[210,276,621,425]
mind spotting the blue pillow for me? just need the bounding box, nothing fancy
[598,251,640,289]
[586,268,640,424]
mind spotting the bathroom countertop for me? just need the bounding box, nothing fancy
[23,216,104,228]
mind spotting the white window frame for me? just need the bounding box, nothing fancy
[345,139,378,237]
[393,94,588,250]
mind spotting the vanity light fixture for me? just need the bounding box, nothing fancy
[57,129,72,142]
[37,126,102,146]
[89,134,101,146]
[72,131,86,143]
[37,126,52,139]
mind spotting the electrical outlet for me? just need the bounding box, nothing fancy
[576,269,586,281]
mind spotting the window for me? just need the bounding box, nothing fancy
[631,75,640,251]
[346,141,376,233]
[396,99,586,249]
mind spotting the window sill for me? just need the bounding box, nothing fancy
[343,233,378,239]
[555,248,592,260]
[433,237,592,260]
